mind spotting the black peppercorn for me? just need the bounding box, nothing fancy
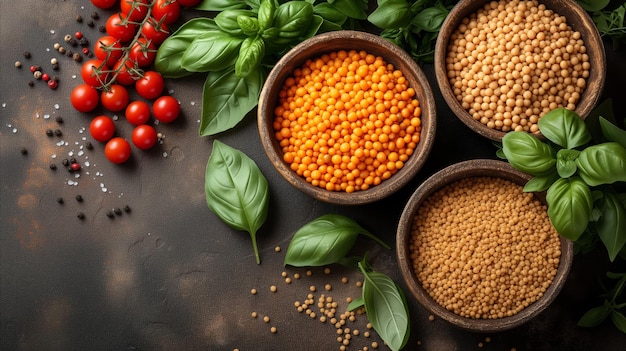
[87,20,95,28]
[75,195,83,202]
[106,211,115,218]
[50,163,57,170]
[124,205,131,213]
[66,50,73,57]
[23,51,31,59]
[69,157,76,164]
[98,25,106,33]
[28,81,34,87]
[76,15,83,23]
[55,116,63,124]
[114,208,123,216]
[46,129,53,137]
[79,37,89,47]
[77,212,85,220]
[91,12,99,20]
[85,142,93,150]
[54,129,62,136]
[69,38,77,47]
[52,63,59,71]
[57,197,64,204]
[20,148,28,155]
[62,158,70,166]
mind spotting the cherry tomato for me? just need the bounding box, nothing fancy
[152,0,181,25]
[141,18,170,45]
[105,137,132,164]
[135,71,165,100]
[70,84,100,112]
[132,125,158,150]
[125,100,151,125]
[177,0,202,7]
[113,59,139,85]
[81,59,110,87]
[106,13,138,42]
[90,116,116,142]
[152,96,180,123]
[94,36,123,67]
[120,0,149,22]
[101,84,130,112]
[91,0,117,9]
[128,38,157,67]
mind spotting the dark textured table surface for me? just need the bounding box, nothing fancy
[1,1,625,350]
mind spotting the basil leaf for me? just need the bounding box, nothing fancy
[200,67,265,136]
[556,149,580,178]
[546,177,593,241]
[258,0,276,30]
[412,6,449,32]
[523,170,559,192]
[328,0,368,20]
[155,18,218,78]
[359,261,410,351]
[577,0,610,12]
[576,142,626,186]
[347,296,365,311]
[502,131,556,176]
[600,116,626,149]
[314,2,347,25]
[235,37,265,78]
[368,0,412,29]
[596,192,626,261]
[181,30,244,73]
[272,1,314,45]
[538,108,591,149]
[612,311,626,333]
[237,15,260,35]
[215,9,257,37]
[205,140,269,264]
[577,305,611,327]
[284,214,389,267]
[196,0,248,11]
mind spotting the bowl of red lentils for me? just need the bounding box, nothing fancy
[434,0,606,141]
[396,159,574,332]
[258,31,437,204]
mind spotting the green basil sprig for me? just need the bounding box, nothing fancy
[546,177,594,241]
[358,259,410,351]
[284,214,390,267]
[205,140,269,264]
[578,271,626,333]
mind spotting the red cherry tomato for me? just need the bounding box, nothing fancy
[128,37,157,67]
[125,100,151,125]
[177,0,202,7]
[105,13,138,42]
[94,36,123,67]
[70,84,100,112]
[152,0,181,25]
[132,125,158,150]
[152,96,180,123]
[91,0,117,9]
[135,71,165,100]
[104,137,132,164]
[120,0,150,22]
[90,116,116,142]
[141,18,170,45]
[81,59,110,87]
[101,84,130,112]
[113,59,139,85]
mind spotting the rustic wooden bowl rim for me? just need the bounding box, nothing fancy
[396,159,574,332]
[258,31,437,205]
[434,0,606,142]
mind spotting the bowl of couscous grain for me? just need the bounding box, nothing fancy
[258,31,436,205]
[396,159,574,332]
[434,0,606,142]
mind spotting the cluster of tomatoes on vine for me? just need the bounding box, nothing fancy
[70,0,201,164]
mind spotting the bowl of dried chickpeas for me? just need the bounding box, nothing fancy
[396,159,574,332]
[434,0,606,141]
[258,31,437,204]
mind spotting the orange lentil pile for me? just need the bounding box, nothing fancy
[409,177,561,319]
[273,49,422,193]
[446,0,590,133]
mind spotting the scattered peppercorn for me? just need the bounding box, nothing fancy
[52,63,59,71]
[28,81,34,87]
[54,129,62,136]
[85,142,94,150]
[114,208,123,216]
[55,116,63,124]
[15,61,22,68]
[57,197,64,204]
[77,212,85,220]
[49,164,57,170]
[124,205,131,213]
[33,71,42,79]
[75,195,83,202]
[98,25,106,33]
[59,47,66,54]
[87,21,95,28]
[23,51,31,58]
[106,211,115,218]
[70,163,80,172]
[76,15,83,23]
[62,159,70,166]
[48,80,58,90]
[45,129,53,137]
[42,73,50,81]
[72,53,82,62]
[20,147,28,155]
[79,37,89,47]
[64,34,72,43]
[75,31,83,40]
[91,12,99,20]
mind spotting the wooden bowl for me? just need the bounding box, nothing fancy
[258,31,437,205]
[434,0,606,142]
[396,159,574,332]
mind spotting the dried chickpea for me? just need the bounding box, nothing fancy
[274,49,422,192]
[409,177,561,319]
[446,0,589,133]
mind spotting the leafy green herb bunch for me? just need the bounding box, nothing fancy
[498,106,626,262]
